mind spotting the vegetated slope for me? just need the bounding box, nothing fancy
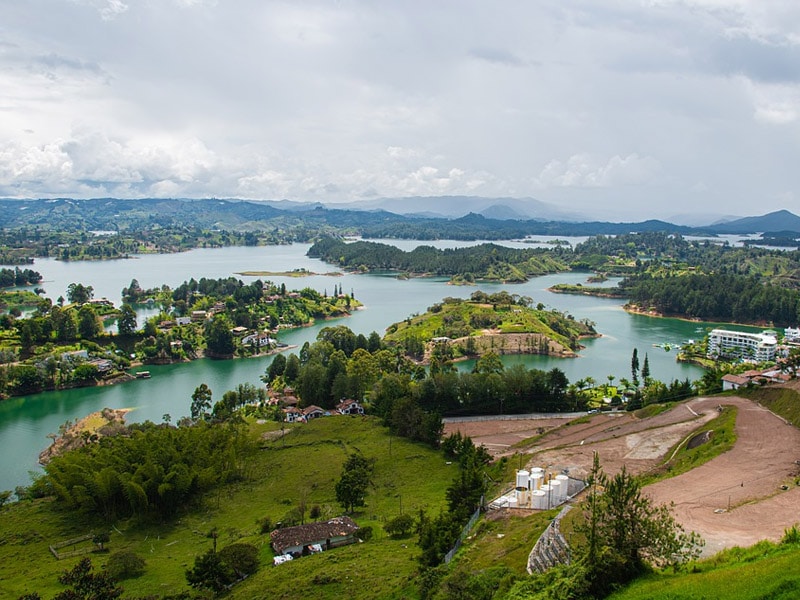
[606,540,800,600]
[0,417,454,600]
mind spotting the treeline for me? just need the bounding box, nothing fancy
[624,273,800,325]
[0,267,41,287]
[33,420,255,520]
[267,325,583,421]
[308,237,570,282]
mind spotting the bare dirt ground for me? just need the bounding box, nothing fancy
[444,394,800,555]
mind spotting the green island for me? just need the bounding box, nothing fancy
[383,290,597,365]
[307,236,572,283]
[235,268,343,277]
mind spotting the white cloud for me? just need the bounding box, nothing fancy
[537,154,661,188]
[0,0,798,218]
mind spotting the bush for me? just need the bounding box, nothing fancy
[384,513,415,538]
[218,543,259,579]
[104,551,146,580]
[782,525,800,545]
[355,526,373,542]
[257,516,273,535]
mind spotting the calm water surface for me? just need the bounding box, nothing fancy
[0,241,716,492]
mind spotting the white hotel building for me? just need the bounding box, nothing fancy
[707,329,778,362]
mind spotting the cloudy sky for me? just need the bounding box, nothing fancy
[2,1,800,220]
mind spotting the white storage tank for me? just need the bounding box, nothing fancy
[516,487,528,506]
[531,489,547,510]
[530,473,543,491]
[516,470,530,490]
[549,479,562,505]
[540,484,553,509]
[556,474,570,500]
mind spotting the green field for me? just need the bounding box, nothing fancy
[0,416,457,599]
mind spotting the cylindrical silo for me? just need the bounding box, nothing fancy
[531,489,547,509]
[555,474,570,500]
[516,470,530,490]
[549,479,562,506]
[540,484,553,509]
[530,473,543,491]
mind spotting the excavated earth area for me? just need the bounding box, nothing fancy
[444,394,800,556]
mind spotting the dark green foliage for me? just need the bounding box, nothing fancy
[625,273,800,325]
[186,548,232,595]
[384,513,415,538]
[309,237,570,282]
[335,453,374,513]
[417,510,462,568]
[190,383,213,421]
[431,565,517,600]
[56,557,122,599]
[40,421,255,519]
[576,454,704,597]
[104,551,146,580]
[205,314,235,357]
[72,363,100,383]
[116,303,137,335]
[0,267,41,288]
[217,543,259,579]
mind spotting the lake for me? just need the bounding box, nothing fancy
[0,241,713,492]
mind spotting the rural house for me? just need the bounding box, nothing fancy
[270,516,359,557]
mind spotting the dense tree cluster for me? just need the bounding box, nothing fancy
[35,420,255,519]
[308,236,570,282]
[0,267,41,288]
[624,273,800,325]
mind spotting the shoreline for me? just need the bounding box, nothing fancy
[623,304,778,329]
[39,407,131,465]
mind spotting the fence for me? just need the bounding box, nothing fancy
[443,496,483,564]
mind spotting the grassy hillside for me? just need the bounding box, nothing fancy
[0,417,456,599]
[607,538,800,600]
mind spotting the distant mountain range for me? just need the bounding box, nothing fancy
[0,197,798,237]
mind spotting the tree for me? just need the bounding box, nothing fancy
[218,542,259,580]
[191,383,213,421]
[335,453,374,513]
[264,353,286,383]
[78,304,103,340]
[205,314,235,357]
[104,551,145,580]
[577,454,703,597]
[186,548,233,594]
[631,347,640,387]
[66,283,94,305]
[641,353,651,384]
[54,557,122,599]
[384,513,415,538]
[117,303,137,335]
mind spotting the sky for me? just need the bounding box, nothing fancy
[2,1,800,221]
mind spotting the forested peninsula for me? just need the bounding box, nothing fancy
[307,236,570,283]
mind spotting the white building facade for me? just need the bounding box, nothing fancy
[707,329,777,362]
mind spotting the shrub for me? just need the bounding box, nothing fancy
[104,551,146,580]
[384,513,415,538]
[218,543,259,579]
[782,524,800,545]
[355,526,373,542]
